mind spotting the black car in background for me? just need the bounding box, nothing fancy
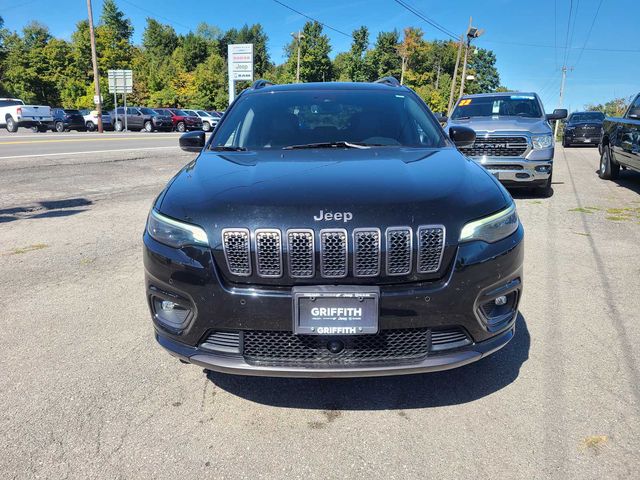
[143,78,524,378]
[562,111,605,147]
[50,108,86,132]
[112,107,173,132]
[599,92,640,179]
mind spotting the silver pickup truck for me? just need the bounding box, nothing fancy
[446,93,567,196]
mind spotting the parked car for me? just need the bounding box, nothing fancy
[155,108,203,132]
[143,77,524,378]
[0,98,52,132]
[79,109,114,131]
[50,108,86,132]
[112,107,173,132]
[445,92,567,196]
[562,111,604,147]
[184,109,218,132]
[599,93,640,179]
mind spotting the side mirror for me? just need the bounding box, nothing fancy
[546,108,568,121]
[449,126,476,148]
[627,107,640,119]
[435,112,448,123]
[179,131,206,152]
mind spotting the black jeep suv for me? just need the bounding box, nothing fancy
[143,78,524,377]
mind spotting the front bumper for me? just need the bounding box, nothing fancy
[144,225,524,377]
[564,134,602,145]
[472,148,553,185]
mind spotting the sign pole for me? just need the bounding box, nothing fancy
[123,74,128,132]
[113,91,117,130]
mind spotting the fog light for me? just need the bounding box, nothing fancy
[535,165,551,173]
[152,297,191,330]
[494,295,507,306]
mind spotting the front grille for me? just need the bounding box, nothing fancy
[417,226,445,273]
[222,229,251,276]
[255,229,282,277]
[386,228,412,275]
[461,136,529,157]
[320,229,348,278]
[200,331,241,354]
[353,228,381,277]
[431,327,471,351]
[243,329,430,366]
[483,164,524,171]
[287,230,315,278]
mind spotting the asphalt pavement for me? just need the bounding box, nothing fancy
[1,133,639,479]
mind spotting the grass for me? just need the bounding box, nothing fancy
[569,207,595,214]
[581,435,608,454]
[606,216,631,222]
[9,243,48,255]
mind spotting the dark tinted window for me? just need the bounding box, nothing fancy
[154,109,169,115]
[139,108,157,115]
[569,112,604,123]
[212,89,446,150]
[0,99,24,107]
[63,109,81,114]
[171,109,187,116]
[452,94,543,119]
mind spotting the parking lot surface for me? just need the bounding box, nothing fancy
[1,136,639,479]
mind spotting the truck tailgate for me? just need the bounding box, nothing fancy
[20,106,52,119]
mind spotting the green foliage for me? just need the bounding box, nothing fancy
[466,48,500,94]
[285,21,333,82]
[100,0,133,41]
[585,96,634,117]
[143,19,178,59]
[345,26,371,82]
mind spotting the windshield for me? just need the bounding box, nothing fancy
[183,110,197,116]
[0,99,24,107]
[63,109,81,114]
[139,108,157,115]
[569,112,604,123]
[171,109,187,116]
[452,94,543,119]
[197,110,210,116]
[211,89,446,151]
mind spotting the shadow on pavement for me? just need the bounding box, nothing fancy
[207,314,530,410]
[0,197,92,223]
[610,170,640,195]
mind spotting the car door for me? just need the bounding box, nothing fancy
[618,95,640,170]
[127,107,142,130]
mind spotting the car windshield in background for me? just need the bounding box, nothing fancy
[211,90,447,151]
[154,109,169,115]
[197,110,210,116]
[139,108,157,115]
[171,109,187,116]
[452,94,543,119]
[569,112,605,123]
[184,110,197,116]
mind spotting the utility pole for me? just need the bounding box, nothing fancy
[553,65,572,138]
[435,61,441,90]
[86,0,103,133]
[447,35,463,115]
[291,31,304,83]
[458,17,484,100]
[400,55,407,85]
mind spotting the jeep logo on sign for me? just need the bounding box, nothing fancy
[314,209,353,223]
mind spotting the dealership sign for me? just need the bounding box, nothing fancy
[228,44,254,104]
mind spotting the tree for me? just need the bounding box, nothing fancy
[345,26,370,82]
[585,96,633,117]
[180,32,209,71]
[143,19,178,60]
[285,21,332,82]
[366,30,401,80]
[466,48,500,94]
[100,0,133,41]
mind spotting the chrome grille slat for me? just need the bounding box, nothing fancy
[255,229,282,278]
[320,229,348,278]
[222,228,251,276]
[417,225,445,274]
[460,136,529,157]
[353,228,381,277]
[386,227,412,276]
[287,229,315,278]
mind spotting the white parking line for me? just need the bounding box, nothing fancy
[0,146,180,160]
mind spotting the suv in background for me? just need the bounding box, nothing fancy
[446,93,567,196]
[112,107,173,132]
[79,109,114,131]
[50,108,86,132]
[155,108,203,132]
[562,111,605,147]
[144,78,524,378]
[184,109,217,132]
[599,92,640,180]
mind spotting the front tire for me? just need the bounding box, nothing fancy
[115,121,123,132]
[534,171,553,197]
[54,121,65,133]
[599,145,620,180]
[6,116,18,132]
[176,121,186,133]
[202,121,211,132]
[86,121,95,132]
[144,120,154,132]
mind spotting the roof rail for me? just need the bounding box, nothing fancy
[374,76,401,87]
[251,79,276,90]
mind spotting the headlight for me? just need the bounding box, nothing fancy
[460,204,519,243]
[532,134,553,149]
[147,209,209,248]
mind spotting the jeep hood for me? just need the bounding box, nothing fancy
[157,148,509,244]
[448,116,551,135]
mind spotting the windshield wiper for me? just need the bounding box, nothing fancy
[211,145,247,151]
[283,141,372,150]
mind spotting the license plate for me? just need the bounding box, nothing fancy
[292,286,379,335]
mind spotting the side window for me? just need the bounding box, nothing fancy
[626,95,640,118]
[116,107,125,115]
[127,107,137,115]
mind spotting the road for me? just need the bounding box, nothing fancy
[1,135,639,479]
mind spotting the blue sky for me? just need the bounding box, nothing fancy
[2,0,638,111]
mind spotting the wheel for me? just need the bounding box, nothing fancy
[31,126,39,133]
[144,120,154,132]
[86,121,95,132]
[202,121,211,132]
[55,121,64,133]
[176,121,186,133]
[599,145,620,180]
[534,171,553,197]
[6,116,18,132]
[115,121,123,132]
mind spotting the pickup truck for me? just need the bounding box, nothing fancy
[598,93,640,179]
[0,98,53,132]
[446,92,567,196]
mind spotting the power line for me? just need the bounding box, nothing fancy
[574,0,604,68]
[119,0,193,31]
[271,0,352,38]
[562,0,574,67]
[392,0,458,40]
[565,0,581,66]
[480,39,640,54]
[554,0,558,69]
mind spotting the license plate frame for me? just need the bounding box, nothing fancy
[292,285,380,335]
